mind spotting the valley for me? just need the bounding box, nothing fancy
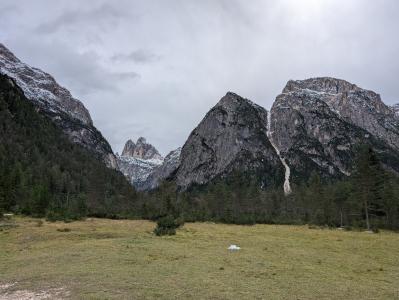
[1,216,398,299]
[1,2,399,299]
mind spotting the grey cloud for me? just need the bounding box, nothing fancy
[6,39,140,96]
[0,4,18,16]
[47,49,139,95]
[113,71,140,81]
[35,3,127,34]
[111,50,160,64]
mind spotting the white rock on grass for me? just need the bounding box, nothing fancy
[228,244,241,251]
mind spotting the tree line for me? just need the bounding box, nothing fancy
[137,145,399,230]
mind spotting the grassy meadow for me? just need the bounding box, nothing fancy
[0,216,398,299]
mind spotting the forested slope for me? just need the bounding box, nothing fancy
[0,74,137,219]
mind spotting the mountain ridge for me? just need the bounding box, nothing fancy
[0,43,117,168]
[117,137,164,189]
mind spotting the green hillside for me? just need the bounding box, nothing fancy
[0,74,137,220]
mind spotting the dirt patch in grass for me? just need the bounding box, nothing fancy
[0,283,69,300]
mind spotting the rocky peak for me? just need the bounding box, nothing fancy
[281,77,399,151]
[175,92,284,190]
[117,137,164,189]
[283,77,358,94]
[0,43,92,125]
[270,77,399,183]
[121,137,163,160]
[122,139,135,156]
[0,43,116,168]
[390,103,399,117]
[0,43,19,63]
[137,137,147,144]
[140,147,182,191]
[216,91,264,112]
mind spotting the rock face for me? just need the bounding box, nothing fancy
[175,92,284,190]
[169,80,399,193]
[121,137,163,160]
[117,137,164,189]
[270,77,399,183]
[141,147,182,190]
[117,155,163,189]
[122,79,399,193]
[390,103,399,118]
[0,43,117,168]
[283,77,399,152]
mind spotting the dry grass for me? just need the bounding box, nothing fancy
[0,216,398,299]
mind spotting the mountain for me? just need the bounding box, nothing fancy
[157,79,399,194]
[283,77,399,151]
[141,147,181,190]
[0,74,136,218]
[390,103,399,117]
[121,137,163,160]
[117,137,164,189]
[270,77,399,184]
[133,80,399,228]
[0,43,117,168]
[175,92,285,190]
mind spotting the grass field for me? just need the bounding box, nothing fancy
[0,216,398,299]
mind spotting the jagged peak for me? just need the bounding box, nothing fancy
[216,91,263,112]
[165,147,181,159]
[0,43,20,63]
[124,139,135,148]
[283,77,359,94]
[121,137,163,160]
[136,137,147,144]
[0,42,93,126]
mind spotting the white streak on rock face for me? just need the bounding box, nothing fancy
[267,110,292,195]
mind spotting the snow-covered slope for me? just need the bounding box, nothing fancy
[117,137,165,189]
[141,147,182,190]
[0,43,117,168]
[390,103,399,118]
[117,155,163,189]
[0,43,91,125]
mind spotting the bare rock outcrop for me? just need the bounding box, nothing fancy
[175,92,284,190]
[121,137,163,160]
[141,147,181,190]
[270,77,399,182]
[117,137,164,189]
[283,77,399,151]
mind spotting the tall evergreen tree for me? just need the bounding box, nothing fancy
[352,145,384,230]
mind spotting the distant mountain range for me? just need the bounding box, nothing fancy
[2,43,399,195]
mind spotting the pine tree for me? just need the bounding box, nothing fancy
[352,145,384,230]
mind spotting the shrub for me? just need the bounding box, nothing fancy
[154,215,184,236]
[372,227,380,233]
[46,210,64,222]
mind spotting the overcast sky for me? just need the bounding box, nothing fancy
[1,0,398,155]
